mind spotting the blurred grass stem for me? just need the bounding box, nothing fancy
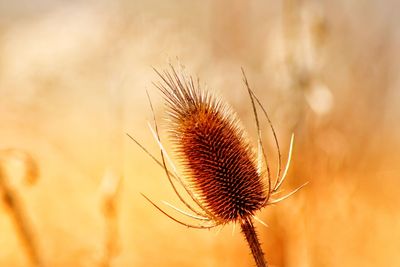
[0,149,43,267]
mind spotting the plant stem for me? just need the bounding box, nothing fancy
[240,217,267,267]
[0,168,43,267]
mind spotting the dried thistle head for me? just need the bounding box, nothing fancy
[130,65,305,229]
[158,69,267,223]
[130,65,306,267]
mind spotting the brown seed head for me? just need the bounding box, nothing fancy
[155,67,267,223]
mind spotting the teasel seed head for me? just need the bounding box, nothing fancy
[155,67,268,223]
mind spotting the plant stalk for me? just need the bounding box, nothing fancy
[0,167,43,267]
[240,217,267,267]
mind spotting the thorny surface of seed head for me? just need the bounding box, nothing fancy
[155,67,268,223]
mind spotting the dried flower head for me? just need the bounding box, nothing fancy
[129,65,306,267]
[160,73,267,222]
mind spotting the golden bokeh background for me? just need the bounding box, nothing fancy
[1,1,399,266]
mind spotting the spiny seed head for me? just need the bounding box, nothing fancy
[156,67,268,223]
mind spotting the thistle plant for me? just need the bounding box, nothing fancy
[129,65,306,267]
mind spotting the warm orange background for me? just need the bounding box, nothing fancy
[1,1,399,267]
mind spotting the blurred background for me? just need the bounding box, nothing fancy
[0,0,399,266]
